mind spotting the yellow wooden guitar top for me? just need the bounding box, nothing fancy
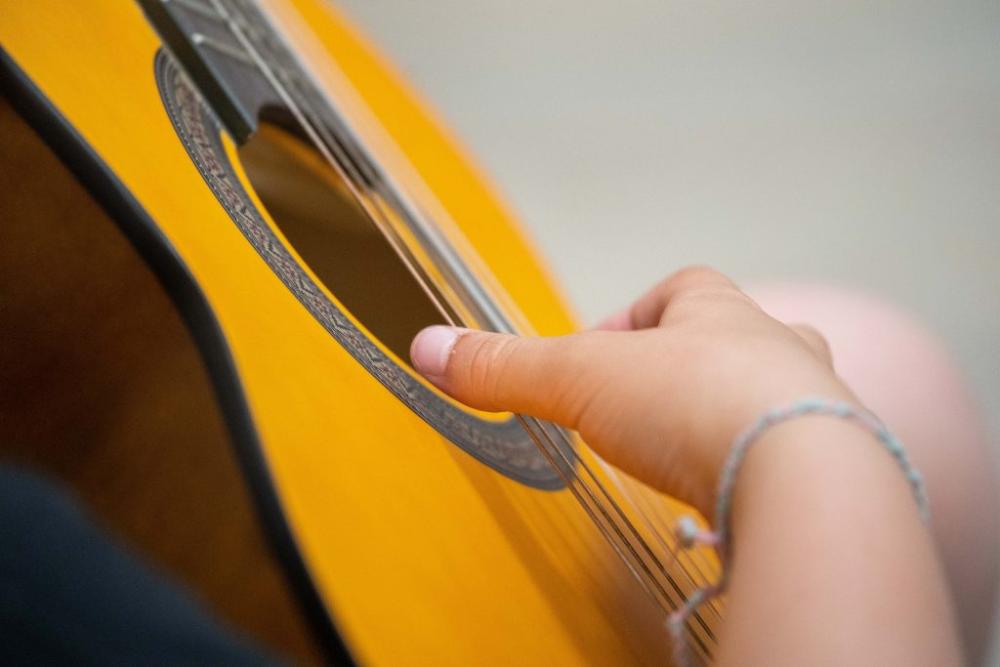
[0,1,718,664]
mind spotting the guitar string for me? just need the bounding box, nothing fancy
[211,0,720,645]
[271,63,720,637]
[196,0,719,613]
[289,74,718,641]
[532,418,722,633]
[537,411,725,625]
[217,1,719,643]
[602,470,724,621]
[181,0,720,608]
[254,48,721,617]
[593,449,724,601]
[269,72,724,641]
[216,0,718,638]
[270,58,714,636]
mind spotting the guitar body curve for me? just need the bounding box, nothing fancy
[0,2,682,664]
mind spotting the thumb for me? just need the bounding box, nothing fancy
[410,325,599,428]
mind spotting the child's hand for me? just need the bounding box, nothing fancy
[410,266,855,514]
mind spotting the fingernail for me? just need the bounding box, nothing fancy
[410,325,462,378]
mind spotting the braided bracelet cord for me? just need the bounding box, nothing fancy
[667,397,930,666]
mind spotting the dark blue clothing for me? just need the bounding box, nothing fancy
[0,466,277,665]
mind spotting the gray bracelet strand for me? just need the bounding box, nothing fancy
[667,397,931,666]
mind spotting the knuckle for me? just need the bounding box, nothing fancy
[667,284,752,320]
[795,324,833,362]
[566,381,610,436]
[463,334,520,406]
[663,266,742,304]
[550,333,625,426]
[544,339,594,422]
[669,264,725,290]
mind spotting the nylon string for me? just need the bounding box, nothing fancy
[211,0,721,657]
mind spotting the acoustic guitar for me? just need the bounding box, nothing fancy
[0,1,721,663]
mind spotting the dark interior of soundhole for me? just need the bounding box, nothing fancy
[238,112,445,361]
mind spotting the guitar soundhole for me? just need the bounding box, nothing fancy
[237,119,445,361]
[156,50,566,488]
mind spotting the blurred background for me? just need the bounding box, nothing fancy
[335,0,998,660]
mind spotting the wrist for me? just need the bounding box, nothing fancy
[694,384,858,516]
[667,399,939,664]
[714,414,960,667]
[729,414,912,530]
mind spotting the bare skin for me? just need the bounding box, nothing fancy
[750,284,998,664]
[410,266,969,665]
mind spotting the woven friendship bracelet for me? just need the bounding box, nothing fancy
[667,397,930,666]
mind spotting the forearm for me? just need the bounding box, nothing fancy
[715,417,962,666]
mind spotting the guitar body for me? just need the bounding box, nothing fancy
[0,2,707,664]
